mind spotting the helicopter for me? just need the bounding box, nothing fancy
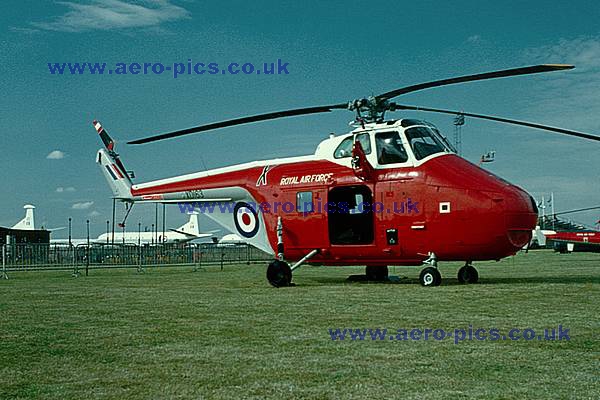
[94,64,600,287]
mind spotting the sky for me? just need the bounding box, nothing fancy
[1,0,600,237]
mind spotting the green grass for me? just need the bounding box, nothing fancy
[0,250,599,399]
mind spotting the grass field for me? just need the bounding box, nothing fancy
[0,250,598,399]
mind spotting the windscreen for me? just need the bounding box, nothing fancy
[404,125,453,160]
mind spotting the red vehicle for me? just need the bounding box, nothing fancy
[545,231,600,253]
[95,64,600,287]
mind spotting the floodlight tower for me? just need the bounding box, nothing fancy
[453,113,465,155]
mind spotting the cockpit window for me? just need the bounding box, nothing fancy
[405,126,449,160]
[376,131,408,164]
[334,133,371,159]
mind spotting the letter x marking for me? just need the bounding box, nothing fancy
[256,165,271,186]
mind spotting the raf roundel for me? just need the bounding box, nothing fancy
[233,202,259,238]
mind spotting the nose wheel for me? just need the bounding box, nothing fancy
[419,252,442,286]
[419,267,442,286]
[457,263,479,284]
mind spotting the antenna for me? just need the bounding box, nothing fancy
[453,113,465,155]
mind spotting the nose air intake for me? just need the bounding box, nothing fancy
[504,191,537,249]
[529,195,539,215]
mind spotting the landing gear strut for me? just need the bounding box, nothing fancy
[267,217,292,287]
[457,263,479,284]
[266,249,320,287]
[419,252,441,286]
[266,217,320,287]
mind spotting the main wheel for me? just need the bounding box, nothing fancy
[365,265,389,281]
[419,267,441,287]
[457,265,479,284]
[266,260,292,287]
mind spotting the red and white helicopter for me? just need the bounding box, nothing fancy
[95,64,600,287]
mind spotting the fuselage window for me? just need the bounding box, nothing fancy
[355,133,371,155]
[334,133,372,159]
[334,137,353,158]
[376,131,409,164]
[296,191,313,213]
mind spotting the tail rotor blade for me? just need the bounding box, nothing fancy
[93,120,115,151]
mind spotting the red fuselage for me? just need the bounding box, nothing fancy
[131,153,537,266]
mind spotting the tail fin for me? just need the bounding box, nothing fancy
[178,212,200,236]
[12,205,35,230]
[94,120,133,199]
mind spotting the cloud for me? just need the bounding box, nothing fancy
[524,37,600,72]
[504,37,600,226]
[56,186,76,193]
[31,0,191,32]
[72,201,95,210]
[46,150,66,160]
[9,26,40,34]
[467,35,481,43]
[521,37,600,132]
[88,210,101,217]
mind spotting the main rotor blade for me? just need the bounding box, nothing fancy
[395,104,600,142]
[377,64,573,101]
[551,205,600,217]
[128,64,575,145]
[128,104,347,144]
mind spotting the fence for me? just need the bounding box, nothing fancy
[0,242,272,276]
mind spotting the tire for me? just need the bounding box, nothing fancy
[266,260,292,287]
[419,267,441,287]
[365,265,389,281]
[457,265,479,284]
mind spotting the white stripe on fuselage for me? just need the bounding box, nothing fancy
[132,154,318,191]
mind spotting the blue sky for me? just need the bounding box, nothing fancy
[1,0,600,237]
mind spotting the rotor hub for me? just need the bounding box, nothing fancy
[347,96,397,123]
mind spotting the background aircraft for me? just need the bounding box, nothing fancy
[95,212,214,244]
[11,205,36,230]
[529,205,600,252]
[50,212,213,245]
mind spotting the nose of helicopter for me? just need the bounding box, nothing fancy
[424,154,538,258]
[499,186,538,250]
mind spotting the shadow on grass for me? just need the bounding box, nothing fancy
[304,274,599,287]
[475,276,599,285]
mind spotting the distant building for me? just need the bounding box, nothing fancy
[0,227,50,245]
